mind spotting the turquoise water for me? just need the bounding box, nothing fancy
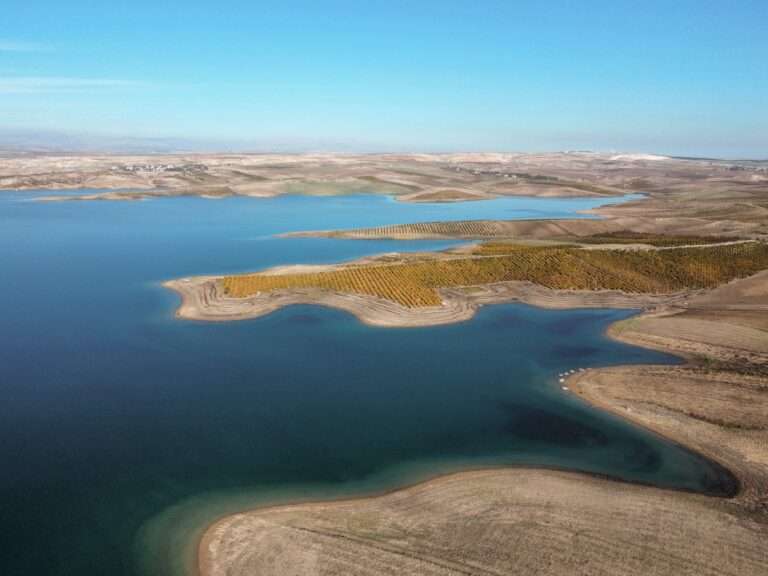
[0,191,733,576]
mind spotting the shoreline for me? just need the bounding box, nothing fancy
[195,357,765,576]
[196,411,744,576]
[163,274,696,328]
[1,151,651,204]
[27,189,622,204]
[3,153,766,575]
[196,381,766,576]
[8,184,634,204]
[196,460,734,576]
[198,458,766,576]
[155,212,768,575]
[190,275,767,576]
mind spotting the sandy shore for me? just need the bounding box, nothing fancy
[199,464,766,576]
[195,271,768,576]
[199,358,768,576]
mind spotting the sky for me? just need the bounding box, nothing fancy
[1,1,766,156]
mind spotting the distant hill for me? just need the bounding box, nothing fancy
[0,129,367,155]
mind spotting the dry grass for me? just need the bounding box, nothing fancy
[576,230,740,246]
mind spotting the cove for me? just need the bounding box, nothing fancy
[0,191,732,576]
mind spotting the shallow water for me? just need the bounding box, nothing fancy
[0,191,731,576]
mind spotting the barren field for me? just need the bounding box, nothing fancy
[201,466,767,576]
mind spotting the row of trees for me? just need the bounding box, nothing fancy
[223,242,768,308]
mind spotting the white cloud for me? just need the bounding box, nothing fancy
[0,40,50,53]
[0,76,146,94]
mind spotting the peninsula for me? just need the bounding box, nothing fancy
[5,3,767,576]
[4,152,767,576]
[153,154,768,576]
[197,261,768,576]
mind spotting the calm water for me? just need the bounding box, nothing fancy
[0,191,733,576]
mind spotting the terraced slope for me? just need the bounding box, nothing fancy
[575,231,738,247]
[286,219,558,239]
[285,218,761,241]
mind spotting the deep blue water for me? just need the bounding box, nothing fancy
[0,191,732,576]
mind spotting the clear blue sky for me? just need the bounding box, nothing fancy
[1,1,766,156]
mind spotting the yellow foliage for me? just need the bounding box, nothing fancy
[223,242,768,308]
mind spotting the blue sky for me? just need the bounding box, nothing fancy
[1,1,766,156]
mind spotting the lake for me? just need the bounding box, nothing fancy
[0,191,733,576]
